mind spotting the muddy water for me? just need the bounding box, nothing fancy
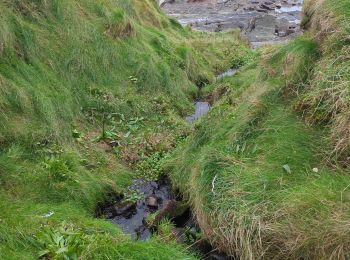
[162,0,304,47]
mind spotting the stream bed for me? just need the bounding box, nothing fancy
[110,178,175,240]
[100,68,238,259]
[186,102,210,123]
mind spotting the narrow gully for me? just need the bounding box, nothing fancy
[98,68,238,259]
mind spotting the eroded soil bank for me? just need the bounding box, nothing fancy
[162,0,303,47]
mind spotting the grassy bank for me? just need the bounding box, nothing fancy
[300,0,350,164]
[167,0,350,258]
[0,0,249,258]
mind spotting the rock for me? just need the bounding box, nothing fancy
[208,253,228,260]
[135,225,151,240]
[260,4,274,10]
[161,0,303,47]
[113,201,136,218]
[106,212,114,219]
[150,181,158,189]
[145,195,159,208]
[148,200,189,228]
[108,140,119,147]
[159,0,175,7]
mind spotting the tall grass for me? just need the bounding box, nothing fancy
[0,0,248,258]
[167,60,350,258]
[0,0,245,145]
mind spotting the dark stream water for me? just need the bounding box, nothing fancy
[110,178,175,240]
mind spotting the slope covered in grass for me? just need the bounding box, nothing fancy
[0,0,249,259]
[167,0,350,258]
[300,0,350,164]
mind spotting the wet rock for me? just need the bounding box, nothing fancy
[151,200,189,227]
[113,201,137,218]
[105,211,114,219]
[150,181,158,189]
[108,140,119,147]
[162,0,303,47]
[95,191,123,218]
[159,0,175,7]
[107,177,176,240]
[260,3,275,10]
[145,195,159,208]
[135,225,152,240]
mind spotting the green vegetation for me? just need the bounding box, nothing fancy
[301,0,350,164]
[2,0,349,258]
[167,0,350,258]
[0,0,248,259]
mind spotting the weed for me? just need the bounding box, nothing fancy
[35,223,86,260]
[43,157,73,182]
[123,189,144,203]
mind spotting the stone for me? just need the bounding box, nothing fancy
[113,201,136,218]
[161,0,303,47]
[108,140,119,147]
[145,195,159,208]
[149,200,189,227]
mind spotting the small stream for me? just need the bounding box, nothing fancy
[186,102,210,123]
[185,68,238,124]
[216,69,239,80]
[100,68,238,259]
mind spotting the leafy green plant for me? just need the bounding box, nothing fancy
[125,117,144,132]
[43,157,73,182]
[123,189,144,203]
[36,223,86,260]
[135,152,169,180]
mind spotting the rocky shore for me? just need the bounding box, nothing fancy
[161,0,303,47]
